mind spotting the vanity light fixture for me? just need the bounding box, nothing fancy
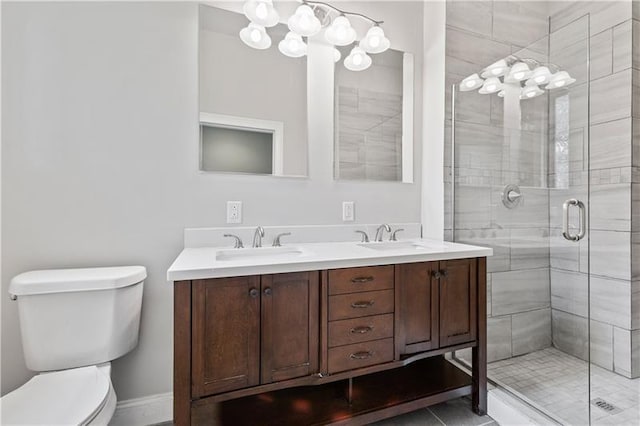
[359,25,390,54]
[459,73,484,91]
[333,47,342,63]
[344,45,372,71]
[478,77,502,94]
[324,15,357,46]
[546,71,576,89]
[529,66,552,85]
[243,0,280,27]
[481,59,510,78]
[287,4,321,37]
[506,62,531,82]
[239,22,272,49]
[459,56,575,101]
[278,31,307,57]
[520,84,544,99]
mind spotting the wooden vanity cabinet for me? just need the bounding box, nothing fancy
[190,272,319,398]
[174,257,486,426]
[397,258,478,357]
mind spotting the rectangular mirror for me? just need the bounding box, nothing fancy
[199,4,308,177]
[334,48,413,182]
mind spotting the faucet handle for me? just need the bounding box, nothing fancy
[390,228,404,241]
[272,232,291,247]
[355,230,370,243]
[223,233,244,249]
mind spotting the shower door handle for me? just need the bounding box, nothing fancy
[562,199,586,242]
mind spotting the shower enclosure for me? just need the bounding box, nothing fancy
[450,12,639,426]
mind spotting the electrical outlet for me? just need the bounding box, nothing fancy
[227,201,242,224]
[342,201,355,222]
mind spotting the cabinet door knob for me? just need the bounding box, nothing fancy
[264,287,272,296]
[441,270,448,277]
[249,288,258,298]
[431,270,441,279]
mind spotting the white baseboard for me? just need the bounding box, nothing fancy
[109,392,173,426]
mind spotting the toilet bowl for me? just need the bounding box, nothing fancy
[1,266,145,425]
[2,364,116,425]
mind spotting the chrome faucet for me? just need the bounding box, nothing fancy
[223,233,244,249]
[252,226,265,248]
[374,224,391,242]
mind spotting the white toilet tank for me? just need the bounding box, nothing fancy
[9,266,146,372]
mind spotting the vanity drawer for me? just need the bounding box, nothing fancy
[328,290,394,321]
[327,338,394,374]
[328,314,394,348]
[328,265,394,295]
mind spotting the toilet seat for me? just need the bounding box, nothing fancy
[1,365,110,425]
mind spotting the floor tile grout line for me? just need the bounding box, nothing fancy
[427,407,448,426]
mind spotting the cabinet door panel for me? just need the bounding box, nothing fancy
[192,277,260,397]
[261,272,319,384]
[439,259,477,347]
[396,262,439,356]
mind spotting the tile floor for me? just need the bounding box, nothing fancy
[488,347,640,426]
[372,396,497,426]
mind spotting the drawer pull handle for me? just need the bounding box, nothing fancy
[351,276,374,283]
[350,351,373,360]
[351,301,375,308]
[350,326,373,334]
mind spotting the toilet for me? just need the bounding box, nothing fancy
[2,266,146,425]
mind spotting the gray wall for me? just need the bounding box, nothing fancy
[1,1,425,400]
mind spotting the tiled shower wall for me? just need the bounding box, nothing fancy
[444,0,551,363]
[547,0,638,378]
[446,0,640,377]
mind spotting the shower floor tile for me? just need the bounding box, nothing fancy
[487,347,640,426]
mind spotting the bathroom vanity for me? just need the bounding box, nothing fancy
[169,236,491,425]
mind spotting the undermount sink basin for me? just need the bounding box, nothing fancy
[215,246,306,262]
[358,241,428,251]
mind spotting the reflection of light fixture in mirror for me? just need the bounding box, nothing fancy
[506,62,531,81]
[478,77,502,94]
[278,32,307,57]
[360,25,390,54]
[546,71,576,89]
[288,4,321,37]
[344,46,372,71]
[325,15,357,46]
[243,0,279,27]
[529,66,552,85]
[333,48,341,63]
[481,59,509,78]
[239,23,271,49]
[459,73,484,91]
[521,84,544,99]
[497,90,505,98]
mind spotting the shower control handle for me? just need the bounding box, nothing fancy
[562,199,586,242]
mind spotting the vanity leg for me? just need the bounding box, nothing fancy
[472,258,487,415]
[174,281,192,426]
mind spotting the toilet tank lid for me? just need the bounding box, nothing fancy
[9,266,147,296]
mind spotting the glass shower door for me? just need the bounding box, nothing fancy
[450,14,593,425]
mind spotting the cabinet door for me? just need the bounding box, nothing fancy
[261,271,319,384]
[191,277,260,397]
[396,262,439,357]
[439,258,477,347]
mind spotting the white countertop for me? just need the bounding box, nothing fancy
[167,238,493,282]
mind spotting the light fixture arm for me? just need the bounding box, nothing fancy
[303,0,384,25]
